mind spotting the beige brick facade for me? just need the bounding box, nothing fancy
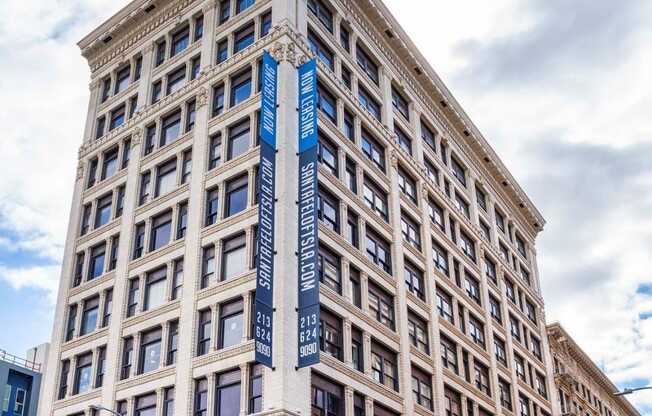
[547,323,639,416]
[39,2,559,416]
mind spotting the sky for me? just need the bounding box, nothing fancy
[0,0,650,413]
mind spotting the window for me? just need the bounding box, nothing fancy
[468,315,485,348]
[361,130,385,171]
[351,327,363,371]
[535,373,548,398]
[495,209,506,232]
[95,116,106,139]
[454,193,470,219]
[460,231,476,261]
[94,193,112,228]
[236,0,254,13]
[120,337,133,380]
[101,77,111,102]
[222,234,246,280]
[440,335,458,373]
[101,147,119,180]
[133,222,145,259]
[218,299,244,349]
[228,119,250,160]
[432,240,449,274]
[194,378,208,416]
[186,100,196,131]
[165,319,179,366]
[201,246,215,288]
[363,179,388,221]
[401,214,421,249]
[73,353,93,394]
[404,261,424,300]
[514,354,526,382]
[230,69,252,107]
[484,257,497,284]
[519,395,530,416]
[421,121,436,151]
[525,299,537,323]
[87,158,98,188]
[368,282,394,329]
[177,202,188,239]
[318,189,339,232]
[209,133,222,169]
[115,185,125,217]
[155,158,177,197]
[340,24,350,51]
[234,22,255,53]
[161,110,182,146]
[498,379,512,411]
[531,336,542,360]
[80,296,99,336]
[308,0,333,32]
[150,210,172,251]
[464,273,481,305]
[319,308,342,360]
[444,388,461,416]
[205,188,219,226]
[505,278,516,303]
[474,361,490,395]
[500,243,510,263]
[58,360,69,399]
[216,369,241,416]
[308,31,334,70]
[249,364,263,413]
[194,14,204,40]
[346,211,359,248]
[151,80,162,103]
[219,0,231,24]
[358,87,380,120]
[428,199,445,230]
[510,315,521,342]
[489,295,502,324]
[494,337,507,366]
[397,168,417,202]
[412,367,433,410]
[451,157,467,186]
[366,229,391,274]
[349,267,362,308]
[225,175,248,217]
[102,289,112,327]
[343,110,355,141]
[317,83,337,121]
[356,44,378,84]
[171,26,190,57]
[109,104,126,130]
[65,304,77,341]
[197,309,212,355]
[521,267,531,286]
[167,66,186,95]
[191,55,201,80]
[164,387,175,416]
[392,87,410,120]
[139,327,162,374]
[318,134,338,175]
[73,252,84,287]
[261,12,272,37]
[135,393,157,416]
[395,126,412,154]
[144,266,167,310]
[127,278,140,317]
[144,124,156,155]
[436,289,454,323]
[139,172,151,206]
[516,234,527,258]
[476,186,487,211]
[341,64,351,89]
[371,342,398,391]
[318,246,341,293]
[88,243,106,281]
[407,312,429,354]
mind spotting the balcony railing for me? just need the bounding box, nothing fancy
[0,349,41,372]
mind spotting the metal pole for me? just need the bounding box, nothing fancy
[89,405,123,416]
[614,386,652,396]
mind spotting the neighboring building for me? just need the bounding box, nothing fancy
[547,323,639,416]
[1,344,48,416]
[40,1,556,416]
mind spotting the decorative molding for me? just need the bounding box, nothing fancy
[197,86,209,107]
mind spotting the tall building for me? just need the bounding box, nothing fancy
[547,323,639,416]
[40,1,557,416]
[1,344,48,416]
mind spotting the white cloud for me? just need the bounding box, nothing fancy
[0,265,61,304]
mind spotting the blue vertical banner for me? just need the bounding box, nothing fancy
[296,59,320,368]
[254,51,278,368]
